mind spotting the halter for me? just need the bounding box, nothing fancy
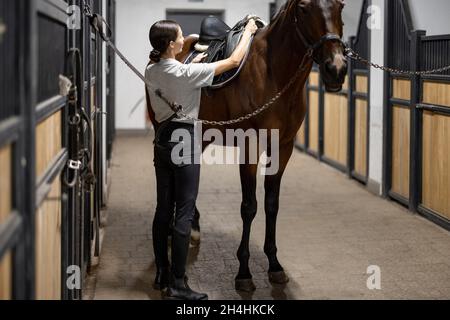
[293,15,346,65]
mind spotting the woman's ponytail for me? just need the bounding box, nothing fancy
[150,49,162,63]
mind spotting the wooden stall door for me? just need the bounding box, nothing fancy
[421,81,450,220]
[390,79,411,199]
[0,145,12,300]
[35,112,63,300]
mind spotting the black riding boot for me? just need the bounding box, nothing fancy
[163,276,208,300]
[162,231,208,300]
[154,266,170,290]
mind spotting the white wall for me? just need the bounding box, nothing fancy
[342,0,364,41]
[115,0,272,130]
[409,0,450,35]
[368,0,385,194]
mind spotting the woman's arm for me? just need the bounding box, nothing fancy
[210,19,258,76]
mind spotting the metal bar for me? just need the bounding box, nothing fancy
[318,74,324,161]
[388,190,410,207]
[12,0,28,300]
[419,75,450,82]
[0,212,23,261]
[417,205,450,232]
[353,69,369,76]
[294,142,306,152]
[352,171,368,185]
[366,18,372,185]
[36,95,67,123]
[353,92,368,99]
[321,155,348,174]
[420,34,450,42]
[382,0,392,198]
[409,30,426,212]
[390,97,410,107]
[347,36,356,179]
[306,149,319,159]
[417,103,450,116]
[0,117,22,148]
[306,85,320,91]
[35,149,68,208]
[304,78,310,150]
[23,0,38,299]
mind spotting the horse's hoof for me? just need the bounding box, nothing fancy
[190,230,201,247]
[268,271,289,284]
[235,279,256,292]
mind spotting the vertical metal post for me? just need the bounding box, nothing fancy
[409,29,426,212]
[12,0,27,300]
[382,0,391,198]
[22,0,38,299]
[347,36,356,178]
[318,73,325,161]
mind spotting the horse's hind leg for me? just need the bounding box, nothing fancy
[264,141,294,284]
[190,206,201,246]
[235,163,258,292]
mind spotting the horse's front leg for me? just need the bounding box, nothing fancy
[235,163,258,292]
[264,141,294,284]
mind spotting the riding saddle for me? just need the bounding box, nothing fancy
[184,15,266,90]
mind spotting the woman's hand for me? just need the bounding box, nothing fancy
[244,19,258,35]
[192,52,208,63]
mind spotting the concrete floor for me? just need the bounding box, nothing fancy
[87,132,450,300]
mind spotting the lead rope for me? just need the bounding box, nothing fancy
[83,4,314,126]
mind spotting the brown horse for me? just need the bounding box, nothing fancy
[146,0,347,292]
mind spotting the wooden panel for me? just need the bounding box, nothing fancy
[0,145,11,224]
[423,81,450,107]
[342,75,349,91]
[356,75,368,94]
[35,178,62,300]
[393,79,411,100]
[391,105,410,198]
[0,252,12,300]
[422,111,450,220]
[324,93,348,165]
[354,99,367,177]
[296,123,306,146]
[0,145,12,300]
[36,111,62,179]
[308,91,319,152]
[309,72,319,87]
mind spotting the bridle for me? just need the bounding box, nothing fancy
[293,12,347,65]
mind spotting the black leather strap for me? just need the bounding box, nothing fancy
[154,113,179,147]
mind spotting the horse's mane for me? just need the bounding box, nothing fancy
[267,0,298,35]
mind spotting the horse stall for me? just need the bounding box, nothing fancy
[0,0,116,300]
[383,0,450,230]
[297,0,449,232]
[296,0,371,182]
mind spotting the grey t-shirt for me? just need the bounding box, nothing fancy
[145,58,215,124]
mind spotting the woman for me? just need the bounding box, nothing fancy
[145,19,258,300]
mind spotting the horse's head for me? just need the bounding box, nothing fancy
[294,0,347,92]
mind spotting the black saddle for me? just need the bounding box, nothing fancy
[198,16,231,45]
[184,15,266,90]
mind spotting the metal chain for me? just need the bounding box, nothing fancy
[345,47,450,76]
[176,51,313,126]
[83,3,314,126]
